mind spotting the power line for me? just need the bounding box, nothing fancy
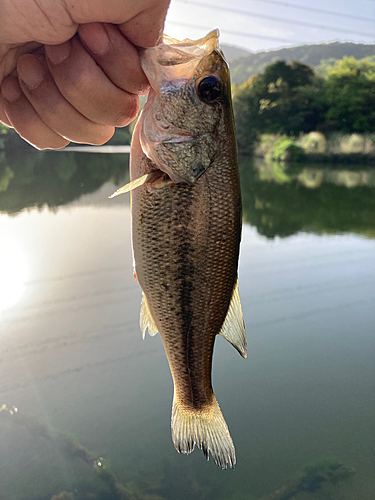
[244,0,375,24]
[167,21,301,43]
[176,0,375,38]
[174,0,375,39]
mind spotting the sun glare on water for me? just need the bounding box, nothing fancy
[0,241,27,314]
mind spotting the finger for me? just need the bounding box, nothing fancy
[119,0,170,47]
[17,54,114,145]
[1,69,16,127]
[45,36,139,127]
[0,103,12,127]
[0,0,170,46]
[0,76,69,149]
[64,0,170,46]
[78,23,149,95]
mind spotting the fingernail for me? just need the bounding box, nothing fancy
[78,23,110,55]
[45,41,71,65]
[1,77,22,102]
[18,56,45,90]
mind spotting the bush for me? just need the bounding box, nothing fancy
[272,137,305,162]
[296,131,326,153]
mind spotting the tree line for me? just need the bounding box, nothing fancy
[232,56,375,154]
[1,55,374,159]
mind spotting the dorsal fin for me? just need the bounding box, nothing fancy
[219,280,247,358]
[140,293,159,339]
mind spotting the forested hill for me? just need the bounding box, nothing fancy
[221,44,251,61]
[229,42,375,84]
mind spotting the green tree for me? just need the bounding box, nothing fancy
[232,77,261,155]
[233,61,326,153]
[323,57,375,133]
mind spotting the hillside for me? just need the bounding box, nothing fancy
[220,44,251,62]
[229,42,375,84]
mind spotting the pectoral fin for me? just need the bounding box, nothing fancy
[109,172,158,198]
[140,293,159,339]
[219,280,247,358]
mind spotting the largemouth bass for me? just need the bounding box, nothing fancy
[111,30,246,469]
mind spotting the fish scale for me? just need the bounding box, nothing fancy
[132,139,242,447]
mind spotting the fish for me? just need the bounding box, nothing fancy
[111,30,246,469]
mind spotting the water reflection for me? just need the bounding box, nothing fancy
[0,145,374,500]
[0,238,27,313]
[1,146,375,241]
[239,157,375,239]
[0,141,129,215]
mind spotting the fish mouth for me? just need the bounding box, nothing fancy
[140,30,224,96]
[140,30,220,77]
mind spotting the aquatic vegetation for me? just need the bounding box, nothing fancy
[262,459,355,500]
[1,405,166,500]
[50,493,74,500]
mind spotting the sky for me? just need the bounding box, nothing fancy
[164,0,375,53]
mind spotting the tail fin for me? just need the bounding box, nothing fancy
[171,396,236,469]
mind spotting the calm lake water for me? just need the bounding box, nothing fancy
[0,144,374,500]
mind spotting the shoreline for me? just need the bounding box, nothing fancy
[253,132,375,165]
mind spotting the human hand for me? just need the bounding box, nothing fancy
[0,0,170,149]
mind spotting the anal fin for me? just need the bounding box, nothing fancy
[140,293,159,339]
[219,280,247,358]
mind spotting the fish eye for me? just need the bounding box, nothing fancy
[197,76,222,104]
